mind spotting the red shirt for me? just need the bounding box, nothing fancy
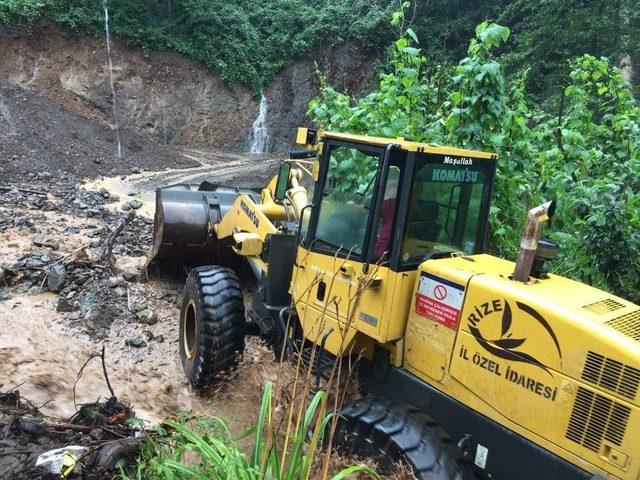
[374,198,396,258]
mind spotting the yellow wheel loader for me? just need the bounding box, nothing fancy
[151,128,640,480]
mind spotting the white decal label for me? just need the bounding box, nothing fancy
[474,444,489,469]
[415,272,465,328]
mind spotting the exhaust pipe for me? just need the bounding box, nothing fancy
[512,200,556,282]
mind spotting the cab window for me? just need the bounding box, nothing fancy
[400,154,492,265]
[314,145,380,256]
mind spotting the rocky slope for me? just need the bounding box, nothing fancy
[0,22,377,154]
[0,80,197,182]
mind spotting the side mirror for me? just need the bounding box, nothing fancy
[275,162,291,202]
[297,204,313,246]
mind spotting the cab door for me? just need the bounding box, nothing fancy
[292,141,401,355]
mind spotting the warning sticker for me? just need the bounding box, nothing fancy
[415,272,465,328]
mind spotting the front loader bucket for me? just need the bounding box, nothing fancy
[150,182,260,263]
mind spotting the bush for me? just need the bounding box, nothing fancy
[0,0,633,96]
[308,3,640,302]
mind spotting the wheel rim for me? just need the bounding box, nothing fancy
[183,300,196,359]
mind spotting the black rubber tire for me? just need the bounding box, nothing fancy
[179,266,245,390]
[333,397,475,480]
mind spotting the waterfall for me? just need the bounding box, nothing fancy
[0,95,16,135]
[102,0,122,159]
[249,93,268,154]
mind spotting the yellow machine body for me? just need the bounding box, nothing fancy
[198,128,639,479]
[404,255,640,479]
[291,248,640,479]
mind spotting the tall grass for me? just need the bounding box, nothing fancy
[120,381,378,479]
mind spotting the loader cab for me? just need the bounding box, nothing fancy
[292,134,497,356]
[301,138,497,271]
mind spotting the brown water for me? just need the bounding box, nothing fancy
[1,151,282,431]
[83,148,279,218]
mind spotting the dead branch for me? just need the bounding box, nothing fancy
[101,345,116,398]
[43,419,92,434]
[73,353,102,411]
[98,209,135,264]
[72,346,116,410]
[0,186,47,196]
[97,437,142,471]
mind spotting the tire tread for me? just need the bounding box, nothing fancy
[334,398,474,480]
[179,266,245,390]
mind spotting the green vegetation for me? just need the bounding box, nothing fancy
[0,0,394,93]
[308,4,640,302]
[0,0,636,96]
[122,382,378,479]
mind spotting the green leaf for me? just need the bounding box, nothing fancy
[406,28,419,44]
[402,46,420,57]
[394,37,407,51]
[331,465,381,480]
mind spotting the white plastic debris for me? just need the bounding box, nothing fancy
[35,446,88,475]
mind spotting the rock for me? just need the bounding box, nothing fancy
[0,288,11,301]
[25,258,45,269]
[154,334,165,343]
[80,292,97,316]
[27,286,43,296]
[47,264,66,292]
[33,235,59,250]
[109,277,125,288]
[125,338,147,348]
[56,297,75,312]
[121,268,138,282]
[136,308,158,325]
[18,418,43,437]
[114,286,128,298]
[143,330,154,341]
[127,199,143,210]
[27,271,43,281]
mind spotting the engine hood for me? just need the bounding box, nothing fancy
[428,254,640,406]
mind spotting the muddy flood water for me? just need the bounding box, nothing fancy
[0,150,282,432]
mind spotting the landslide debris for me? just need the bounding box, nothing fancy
[0,80,197,182]
[0,386,142,479]
[0,174,156,340]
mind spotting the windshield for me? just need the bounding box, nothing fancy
[400,153,494,265]
[314,145,381,256]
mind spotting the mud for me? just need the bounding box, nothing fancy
[0,149,280,435]
[84,149,279,218]
[0,80,197,182]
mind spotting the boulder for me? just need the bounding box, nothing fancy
[47,264,66,292]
